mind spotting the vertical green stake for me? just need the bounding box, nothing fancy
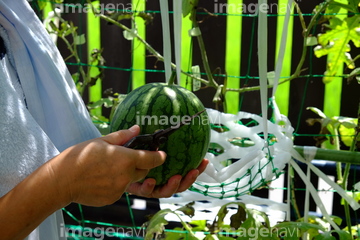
[322,0,346,149]
[323,0,346,118]
[274,0,294,117]
[132,0,146,90]
[225,0,242,114]
[87,1,102,117]
[323,66,343,118]
[42,1,52,20]
[181,13,193,90]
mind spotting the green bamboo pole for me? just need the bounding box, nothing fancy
[181,14,193,90]
[43,1,53,20]
[322,0,347,150]
[294,146,360,164]
[231,140,360,164]
[224,0,242,114]
[87,1,102,117]
[132,0,146,90]
[274,0,294,116]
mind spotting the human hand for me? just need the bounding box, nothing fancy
[49,125,167,207]
[126,158,209,198]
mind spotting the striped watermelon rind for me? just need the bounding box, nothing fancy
[110,83,210,186]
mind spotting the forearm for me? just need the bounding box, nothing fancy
[0,127,169,239]
[0,158,69,240]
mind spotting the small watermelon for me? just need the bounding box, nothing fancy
[110,83,210,186]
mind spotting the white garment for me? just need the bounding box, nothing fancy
[0,0,101,239]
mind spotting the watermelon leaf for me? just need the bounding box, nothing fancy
[313,231,336,240]
[314,0,360,84]
[183,0,199,17]
[74,33,86,45]
[338,119,357,147]
[229,205,246,229]
[144,209,172,240]
[176,201,195,217]
[330,230,353,240]
[273,221,325,239]
[189,219,208,232]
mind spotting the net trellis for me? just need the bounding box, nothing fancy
[188,105,294,199]
[29,0,360,239]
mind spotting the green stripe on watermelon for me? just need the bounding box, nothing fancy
[110,83,210,186]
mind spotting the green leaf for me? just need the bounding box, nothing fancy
[60,22,72,37]
[74,34,86,45]
[306,36,318,46]
[339,122,356,147]
[210,202,246,233]
[163,227,191,240]
[189,220,208,232]
[347,67,360,82]
[240,208,264,230]
[335,117,357,128]
[229,205,246,229]
[274,221,325,239]
[87,98,114,110]
[144,209,173,240]
[314,231,336,240]
[326,1,355,13]
[314,15,360,78]
[330,230,352,240]
[328,215,343,226]
[183,0,198,17]
[204,234,219,240]
[71,72,80,83]
[214,204,229,229]
[217,235,236,240]
[176,202,195,217]
[37,0,47,10]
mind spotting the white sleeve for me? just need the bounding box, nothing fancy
[0,0,102,239]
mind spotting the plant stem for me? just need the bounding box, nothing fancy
[168,71,176,85]
[342,99,360,233]
[341,163,352,233]
[226,1,330,94]
[190,4,218,89]
[92,1,329,97]
[59,32,88,96]
[95,9,211,87]
[290,168,302,220]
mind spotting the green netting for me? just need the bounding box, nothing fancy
[29,0,360,238]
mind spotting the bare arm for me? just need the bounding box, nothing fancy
[0,126,166,240]
[0,125,208,240]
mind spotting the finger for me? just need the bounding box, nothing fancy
[175,159,208,193]
[176,169,199,193]
[197,159,209,174]
[102,125,140,146]
[152,175,182,198]
[127,178,156,197]
[133,150,167,170]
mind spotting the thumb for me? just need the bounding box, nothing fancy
[102,125,140,145]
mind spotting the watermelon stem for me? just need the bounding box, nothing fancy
[168,71,176,85]
[189,3,218,89]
